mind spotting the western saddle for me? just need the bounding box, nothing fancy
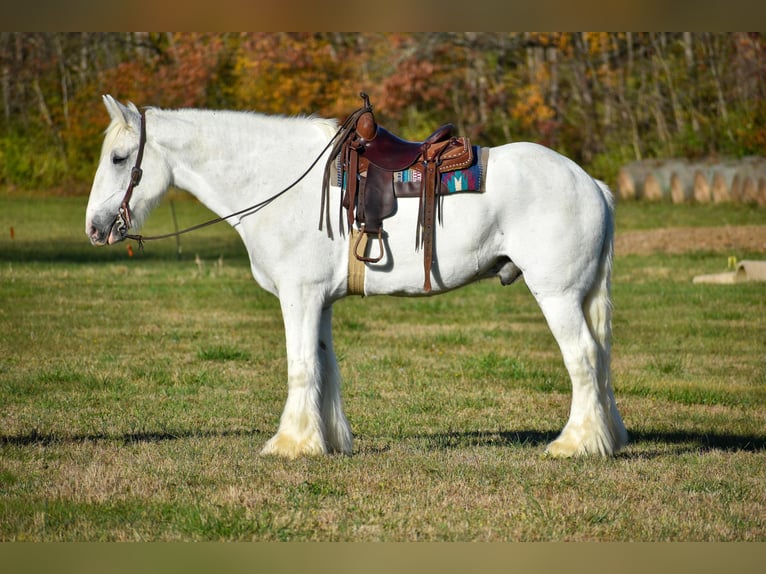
[321,93,473,292]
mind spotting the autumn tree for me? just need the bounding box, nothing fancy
[1,32,763,191]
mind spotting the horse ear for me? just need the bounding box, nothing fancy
[103,94,123,121]
[102,94,141,130]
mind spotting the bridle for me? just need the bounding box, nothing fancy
[112,108,147,242]
[110,102,364,250]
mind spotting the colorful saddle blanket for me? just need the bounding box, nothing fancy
[390,146,489,197]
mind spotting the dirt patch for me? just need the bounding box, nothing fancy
[615,226,766,256]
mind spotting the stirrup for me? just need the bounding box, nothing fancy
[354,225,385,263]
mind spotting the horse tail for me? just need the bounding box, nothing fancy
[583,180,628,452]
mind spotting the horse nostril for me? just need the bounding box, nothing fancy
[87,223,106,245]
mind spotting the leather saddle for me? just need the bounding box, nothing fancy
[321,93,473,292]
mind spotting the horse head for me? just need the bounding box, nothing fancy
[85,95,170,246]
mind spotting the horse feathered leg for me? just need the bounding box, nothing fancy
[261,290,328,458]
[535,234,627,457]
[538,293,617,456]
[261,293,354,458]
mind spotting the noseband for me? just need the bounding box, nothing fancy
[113,108,147,239]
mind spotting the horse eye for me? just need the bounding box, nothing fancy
[112,154,127,165]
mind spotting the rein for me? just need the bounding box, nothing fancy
[117,103,366,251]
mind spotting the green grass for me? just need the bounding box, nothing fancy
[613,200,765,230]
[1,190,765,541]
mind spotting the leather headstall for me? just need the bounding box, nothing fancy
[113,108,147,240]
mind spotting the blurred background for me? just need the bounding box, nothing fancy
[1,32,764,198]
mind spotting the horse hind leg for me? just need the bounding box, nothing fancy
[536,291,627,457]
[581,270,628,454]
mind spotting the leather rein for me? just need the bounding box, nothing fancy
[114,106,361,250]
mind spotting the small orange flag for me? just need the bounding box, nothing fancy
[10,227,14,240]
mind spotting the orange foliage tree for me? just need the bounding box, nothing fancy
[230,33,368,119]
[1,32,764,190]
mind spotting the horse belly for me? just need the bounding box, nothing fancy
[362,193,498,296]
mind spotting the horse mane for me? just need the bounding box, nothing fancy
[102,118,128,151]
[103,103,337,155]
[308,115,339,139]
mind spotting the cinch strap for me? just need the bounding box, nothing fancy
[347,228,368,296]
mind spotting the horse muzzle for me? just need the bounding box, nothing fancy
[87,210,130,246]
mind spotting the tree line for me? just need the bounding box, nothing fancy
[1,32,763,191]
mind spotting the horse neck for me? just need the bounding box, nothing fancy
[151,108,332,218]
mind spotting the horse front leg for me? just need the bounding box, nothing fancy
[261,291,328,458]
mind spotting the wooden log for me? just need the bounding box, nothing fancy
[693,170,711,203]
[670,171,694,203]
[649,159,687,201]
[617,159,671,200]
[643,172,663,201]
[742,176,758,204]
[616,166,637,200]
[711,171,729,203]
[617,161,654,200]
[730,174,742,202]
[711,168,736,203]
[642,159,699,201]
[740,157,766,206]
[618,156,766,204]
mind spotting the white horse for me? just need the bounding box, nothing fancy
[85,95,628,458]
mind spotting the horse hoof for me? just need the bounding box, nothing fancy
[260,432,326,459]
[544,438,582,458]
[545,432,615,458]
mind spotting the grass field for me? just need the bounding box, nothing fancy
[1,189,765,541]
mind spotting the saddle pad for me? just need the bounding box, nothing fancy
[393,146,490,197]
[332,146,489,196]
